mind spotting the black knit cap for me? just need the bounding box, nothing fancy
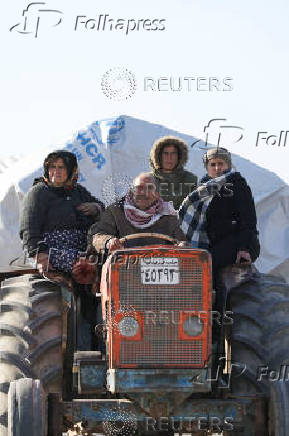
[43,150,78,181]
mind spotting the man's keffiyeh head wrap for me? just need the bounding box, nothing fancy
[124,191,177,229]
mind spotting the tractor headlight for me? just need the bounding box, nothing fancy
[118,317,139,337]
[183,315,203,337]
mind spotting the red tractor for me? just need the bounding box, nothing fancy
[0,234,288,435]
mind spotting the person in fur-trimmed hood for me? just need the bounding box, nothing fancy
[149,135,197,209]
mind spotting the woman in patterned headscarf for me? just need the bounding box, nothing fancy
[20,150,104,281]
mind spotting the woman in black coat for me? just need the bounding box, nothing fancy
[179,147,260,275]
[20,150,104,277]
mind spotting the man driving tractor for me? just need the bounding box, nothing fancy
[90,172,186,253]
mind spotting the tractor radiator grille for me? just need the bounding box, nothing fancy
[117,256,204,367]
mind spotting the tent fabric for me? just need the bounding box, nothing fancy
[0,115,288,280]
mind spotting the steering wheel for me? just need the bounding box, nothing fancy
[119,232,178,247]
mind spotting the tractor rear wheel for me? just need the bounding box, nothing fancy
[268,381,289,436]
[263,278,289,436]
[0,274,63,436]
[8,378,46,436]
[228,272,272,396]
[226,273,289,435]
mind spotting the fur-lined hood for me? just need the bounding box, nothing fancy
[149,136,189,171]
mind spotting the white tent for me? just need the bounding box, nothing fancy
[0,115,288,281]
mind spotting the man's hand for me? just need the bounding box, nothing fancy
[34,253,54,274]
[236,250,252,264]
[107,238,124,252]
[178,241,190,247]
[77,202,102,216]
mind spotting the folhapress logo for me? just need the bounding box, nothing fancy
[10,4,166,38]
[10,2,63,38]
[191,119,244,149]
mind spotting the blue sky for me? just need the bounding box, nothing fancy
[1,0,289,182]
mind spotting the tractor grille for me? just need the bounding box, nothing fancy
[116,256,204,367]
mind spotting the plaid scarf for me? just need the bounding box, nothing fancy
[124,191,177,229]
[178,169,235,249]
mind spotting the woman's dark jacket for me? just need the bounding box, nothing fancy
[201,172,259,256]
[19,181,104,256]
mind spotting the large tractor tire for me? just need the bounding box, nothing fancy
[262,278,289,436]
[268,381,289,436]
[0,274,63,436]
[8,378,46,436]
[262,279,289,370]
[226,272,289,435]
[227,272,274,396]
[223,274,267,435]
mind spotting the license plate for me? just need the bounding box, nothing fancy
[140,258,179,284]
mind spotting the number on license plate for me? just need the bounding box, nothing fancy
[140,258,179,284]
